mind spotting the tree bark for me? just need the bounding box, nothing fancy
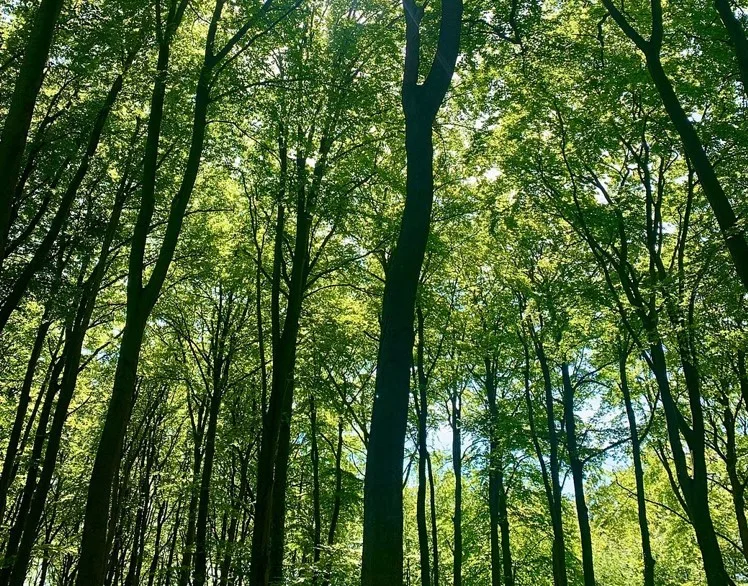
[415,308,431,586]
[0,0,65,262]
[714,0,748,95]
[601,0,748,291]
[74,0,228,578]
[485,358,513,586]
[560,363,595,586]
[618,351,655,586]
[360,0,461,582]
[0,309,52,522]
[528,330,568,586]
[450,389,462,586]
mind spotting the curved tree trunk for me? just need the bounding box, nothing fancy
[360,1,461,582]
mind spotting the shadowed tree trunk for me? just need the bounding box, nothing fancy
[0,293,55,523]
[4,149,131,586]
[714,0,748,94]
[618,348,655,586]
[560,363,594,586]
[520,328,567,586]
[601,0,748,291]
[74,0,268,580]
[415,307,431,586]
[320,420,345,586]
[485,357,513,586]
[0,52,136,333]
[360,0,461,582]
[449,385,463,586]
[0,0,65,262]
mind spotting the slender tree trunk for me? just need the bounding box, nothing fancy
[648,341,734,586]
[497,466,512,586]
[0,0,65,261]
[252,135,317,586]
[714,0,748,94]
[0,311,51,521]
[0,359,61,586]
[75,3,221,576]
[5,171,127,585]
[529,332,568,586]
[618,351,655,586]
[321,420,344,586]
[0,68,128,332]
[310,395,322,585]
[601,0,748,290]
[178,433,204,586]
[560,364,595,586]
[427,453,440,586]
[451,391,462,586]
[194,384,223,586]
[147,503,168,586]
[415,308,431,586]
[485,359,513,586]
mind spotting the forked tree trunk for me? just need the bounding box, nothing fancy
[360,0,461,582]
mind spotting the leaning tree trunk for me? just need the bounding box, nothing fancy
[74,0,245,577]
[0,0,65,262]
[601,0,748,291]
[714,0,748,95]
[360,0,461,583]
[0,305,53,522]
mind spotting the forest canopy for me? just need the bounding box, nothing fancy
[1,0,747,585]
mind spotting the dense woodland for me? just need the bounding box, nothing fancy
[1,0,748,584]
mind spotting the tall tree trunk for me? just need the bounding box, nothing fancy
[0,309,52,522]
[528,331,568,586]
[716,387,748,565]
[4,170,128,586]
[648,341,734,586]
[321,420,344,586]
[194,384,224,586]
[618,351,655,586]
[178,419,205,586]
[74,0,231,577]
[714,0,748,94]
[310,394,322,585]
[485,358,513,586]
[602,0,748,291]
[0,0,64,261]
[147,503,169,586]
[0,359,61,586]
[450,390,462,586]
[560,363,595,586]
[252,125,325,586]
[415,307,431,586]
[497,466,512,586]
[427,453,440,586]
[360,1,461,582]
